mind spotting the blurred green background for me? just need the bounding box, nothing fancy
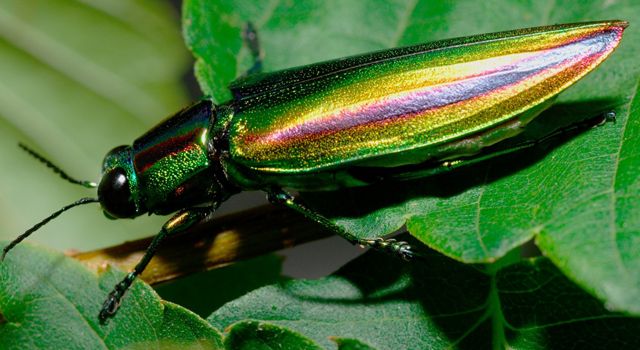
[0,0,356,280]
[0,0,192,251]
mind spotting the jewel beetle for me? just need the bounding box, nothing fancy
[2,20,627,323]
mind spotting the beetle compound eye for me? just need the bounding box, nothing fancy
[98,167,137,218]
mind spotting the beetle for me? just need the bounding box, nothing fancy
[2,20,627,322]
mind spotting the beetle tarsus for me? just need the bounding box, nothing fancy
[599,110,616,125]
[359,237,427,262]
[1,248,9,262]
[99,275,134,323]
[577,110,616,129]
[268,188,428,262]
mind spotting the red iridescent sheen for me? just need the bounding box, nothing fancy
[226,21,626,173]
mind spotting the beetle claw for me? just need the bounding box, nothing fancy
[99,292,120,323]
[98,280,129,323]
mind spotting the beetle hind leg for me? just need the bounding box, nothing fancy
[358,109,618,183]
[267,188,427,263]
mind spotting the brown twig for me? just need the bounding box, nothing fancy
[68,204,333,285]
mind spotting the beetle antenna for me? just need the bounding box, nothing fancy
[1,197,100,261]
[19,143,98,188]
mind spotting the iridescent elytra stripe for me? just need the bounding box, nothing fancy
[227,21,627,173]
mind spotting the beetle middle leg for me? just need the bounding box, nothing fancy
[267,188,427,262]
[98,206,213,323]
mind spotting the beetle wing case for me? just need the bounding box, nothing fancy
[225,21,626,179]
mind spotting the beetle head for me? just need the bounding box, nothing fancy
[99,145,147,219]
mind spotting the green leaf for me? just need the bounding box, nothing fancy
[156,254,288,318]
[0,240,224,349]
[0,0,191,252]
[210,235,640,350]
[224,321,323,350]
[332,338,379,350]
[184,0,640,315]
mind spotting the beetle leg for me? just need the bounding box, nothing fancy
[381,110,617,182]
[440,110,617,171]
[239,22,264,77]
[267,188,427,263]
[98,206,213,323]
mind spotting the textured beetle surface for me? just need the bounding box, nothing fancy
[226,21,626,174]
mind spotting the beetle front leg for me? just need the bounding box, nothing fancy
[267,188,427,262]
[98,206,213,323]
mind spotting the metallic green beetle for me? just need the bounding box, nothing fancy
[2,20,627,322]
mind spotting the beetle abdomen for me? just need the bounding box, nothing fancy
[228,21,626,173]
